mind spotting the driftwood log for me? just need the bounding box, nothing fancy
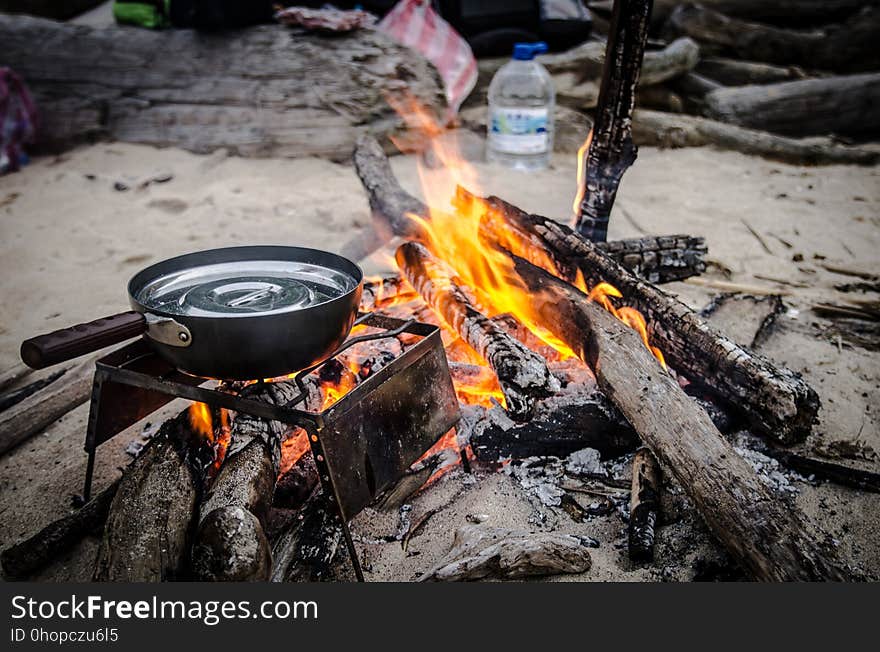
[632,109,880,166]
[94,410,202,581]
[0,356,95,457]
[396,241,560,419]
[0,363,34,394]
[472,190,820,444]
[695,57,806,86]
[0,14,445,159]
[351,134,708,282]
[2,478,119,580]
[509,254,850,581]
[419,525,593,581]
[664,4,880,73]
[702,74,880,138]
[628,448,661,562]
[652,0,872,25]
[192,380,312,581]
[466,37,699,110]
[0,368,65,413]
[575,0,652,241]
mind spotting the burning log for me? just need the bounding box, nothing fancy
[0,356,94,458]
[509,255,851,581]
[574,0,652,242]
[472,191,819,444]
[192,380,312,582]
[628,448,661,562]
[632,109,880,166]
[1,479,119,580]
[396,241,560,419]
[354,131,708,283]
[94,409,203,581]
[702,74,880,138]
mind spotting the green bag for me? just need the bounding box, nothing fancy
[113,0,171,29]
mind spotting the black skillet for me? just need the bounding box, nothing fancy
[20,246,363,380]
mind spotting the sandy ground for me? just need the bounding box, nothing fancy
[0,140,878,581]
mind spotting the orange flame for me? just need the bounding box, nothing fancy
[188,401,231,471]
[572,130,593,220]
[387,93,667,372]
[588,283,667,369]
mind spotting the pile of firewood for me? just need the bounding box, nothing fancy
[464,1,880,166]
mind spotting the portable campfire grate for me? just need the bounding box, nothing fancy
[80,312,461,581]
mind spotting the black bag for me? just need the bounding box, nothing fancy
[435,0,592,57]
[168,0,275,29]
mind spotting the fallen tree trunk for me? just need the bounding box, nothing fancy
[703,74,880,137]
[467,37,699,110]
[632,109,880,166]
[396,241,560,419]
[2,479,119,580]
[510,254,851,581]
[696,57,806,86]
[664,4,880,73]
[470,189,820,444]
[94,410,201,581]
[628,448,661,562]
[352,135,708,282]
[652,0,872,25]
[0,14,445,159]
[0,356,95,458]
[575,0,653,241]
[192,380,313,581]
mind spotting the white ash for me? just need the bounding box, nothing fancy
[565,447,605,476]
[506,457,565,507]
[731,432,806,496]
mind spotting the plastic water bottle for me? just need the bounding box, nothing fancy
[487,42,555,171]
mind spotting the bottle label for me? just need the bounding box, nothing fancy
[489,107,549,155]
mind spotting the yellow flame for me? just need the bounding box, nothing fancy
[572,130,593,220]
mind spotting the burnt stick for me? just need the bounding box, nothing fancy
[628,447,661,562]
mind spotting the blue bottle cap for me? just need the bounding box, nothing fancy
[512,42,549,60]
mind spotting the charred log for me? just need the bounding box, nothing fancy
[396,241,560,419]
[93,410,202,582]
[510,254,851,581]
[628,448,661,562]
[271,494,342,582]
[2,479,119,580]
[575,0,653,242]
[192,380,313,582]
[472,190,820,444]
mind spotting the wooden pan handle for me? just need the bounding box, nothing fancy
[20,311,147,369]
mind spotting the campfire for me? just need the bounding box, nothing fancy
[3,0,870,586]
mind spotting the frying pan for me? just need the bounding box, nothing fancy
[20,246,363,380]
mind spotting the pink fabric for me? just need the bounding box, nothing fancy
[275,7,376,32]
[378,0,477,115]
[0,67,37,174]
